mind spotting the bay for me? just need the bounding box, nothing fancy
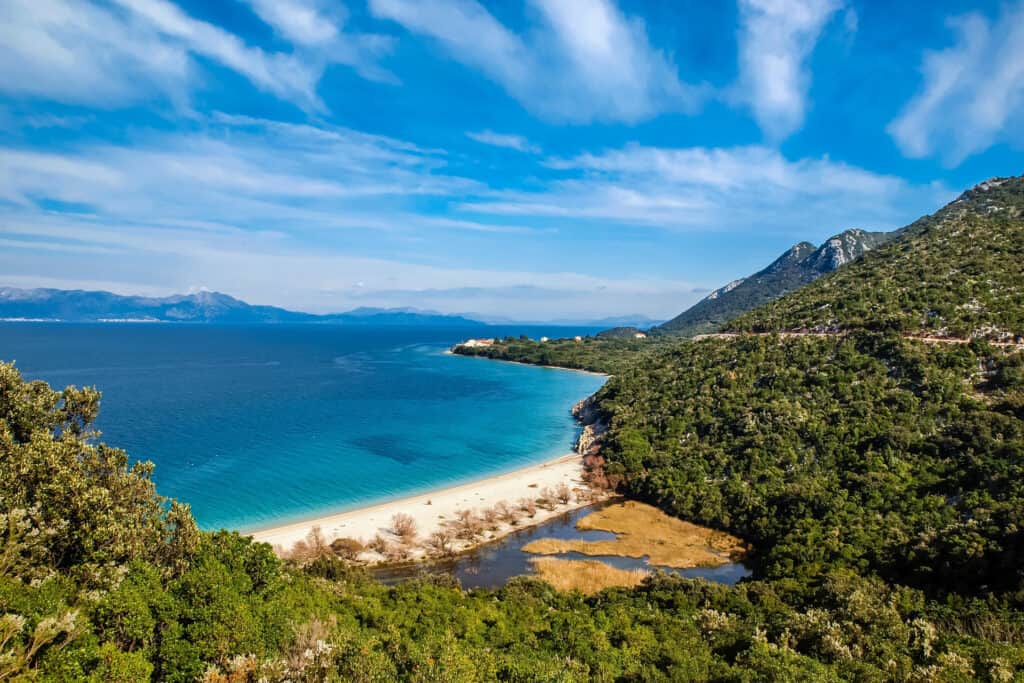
[0,323,605,531]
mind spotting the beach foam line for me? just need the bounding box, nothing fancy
[247,453,593,555]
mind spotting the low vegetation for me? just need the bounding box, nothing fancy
[528,558,649,595]
[523,501,746,568]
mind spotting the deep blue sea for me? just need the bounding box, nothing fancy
[0,323,605,531]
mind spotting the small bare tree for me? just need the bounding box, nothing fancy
[452,509,484,541]
[518,497,537,518]
[494,500,519,525]
[537,486,558,511]
[368,533,389,555]
[425,528,455,557]
[555,482,573,505]
[391,513,418,545]
[288,525,330,562]
[330,537,364,562]
[307,525,329,555]
[287,538,311,562]
[481,506,501,531]
[385,543,412,563]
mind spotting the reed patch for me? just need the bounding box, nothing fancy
[522,500,746,568]
[529,557,648,594]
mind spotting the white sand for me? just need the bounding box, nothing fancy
[248,453,597,558]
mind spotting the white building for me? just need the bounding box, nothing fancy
[460,338,495,348]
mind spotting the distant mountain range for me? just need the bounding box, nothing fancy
[652,228,893,336]
[0,288,486,326]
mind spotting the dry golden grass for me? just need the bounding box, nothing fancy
[522,500,746,568]
[530,557,648,595]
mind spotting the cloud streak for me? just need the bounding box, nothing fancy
[888,1,1024,165]
[462,144,951,233]
[735,0,844,139]
[0,0,392,110]
[465,130,539,153]
[369,0,703,123]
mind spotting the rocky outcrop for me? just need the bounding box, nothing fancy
[573,396,607,455]
[576,423,605,456]
[653,228,892,337]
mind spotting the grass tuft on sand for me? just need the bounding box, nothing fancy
[522,500,746,568]
[530,557,648,595]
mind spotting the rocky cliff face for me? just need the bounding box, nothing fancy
[572,396,606,455]
[804,229,891,272]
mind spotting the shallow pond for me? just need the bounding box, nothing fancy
[373,503,752,589]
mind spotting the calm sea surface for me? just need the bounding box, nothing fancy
[0,323,605,531]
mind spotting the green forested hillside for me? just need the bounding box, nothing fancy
[454,335,654,374]
[731,176,1024,339]
[595,334,1024,590]
[4,359,1022,681]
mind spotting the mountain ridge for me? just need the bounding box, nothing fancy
[0,287,486,326]
[730,174,1024,339]
[653,227,892,337]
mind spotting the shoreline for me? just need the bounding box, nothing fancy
[445,348,611,377]
[249,452,607,560]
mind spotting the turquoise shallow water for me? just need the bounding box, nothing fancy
[0,323,605,531]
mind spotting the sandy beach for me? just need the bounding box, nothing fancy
[249,453,601,559]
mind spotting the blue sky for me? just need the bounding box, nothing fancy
[1,0,1022,320]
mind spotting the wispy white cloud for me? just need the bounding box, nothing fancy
[0,0,392,110]
[735,0,845,139]
[0,115,607,316]
[111,0,333,108]
[888,1,1024,165]
[244,0,342,46]
[0,0,190,107]
[369,0,703,123]
[0,114,481,230]
[461,144,952,233]
[239,0,398,83]
[465,130,539,153]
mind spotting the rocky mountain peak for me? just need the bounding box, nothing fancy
[948,174,1024,219]
[764,242,815,273]
[805,228,890,273]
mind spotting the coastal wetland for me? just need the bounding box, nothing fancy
[373,501,751,592]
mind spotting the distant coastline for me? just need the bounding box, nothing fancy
[442,347,611,377]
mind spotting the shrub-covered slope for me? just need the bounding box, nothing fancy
[730,176,1024,339]
[593,334,1024,590]
[654,228,892,337]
